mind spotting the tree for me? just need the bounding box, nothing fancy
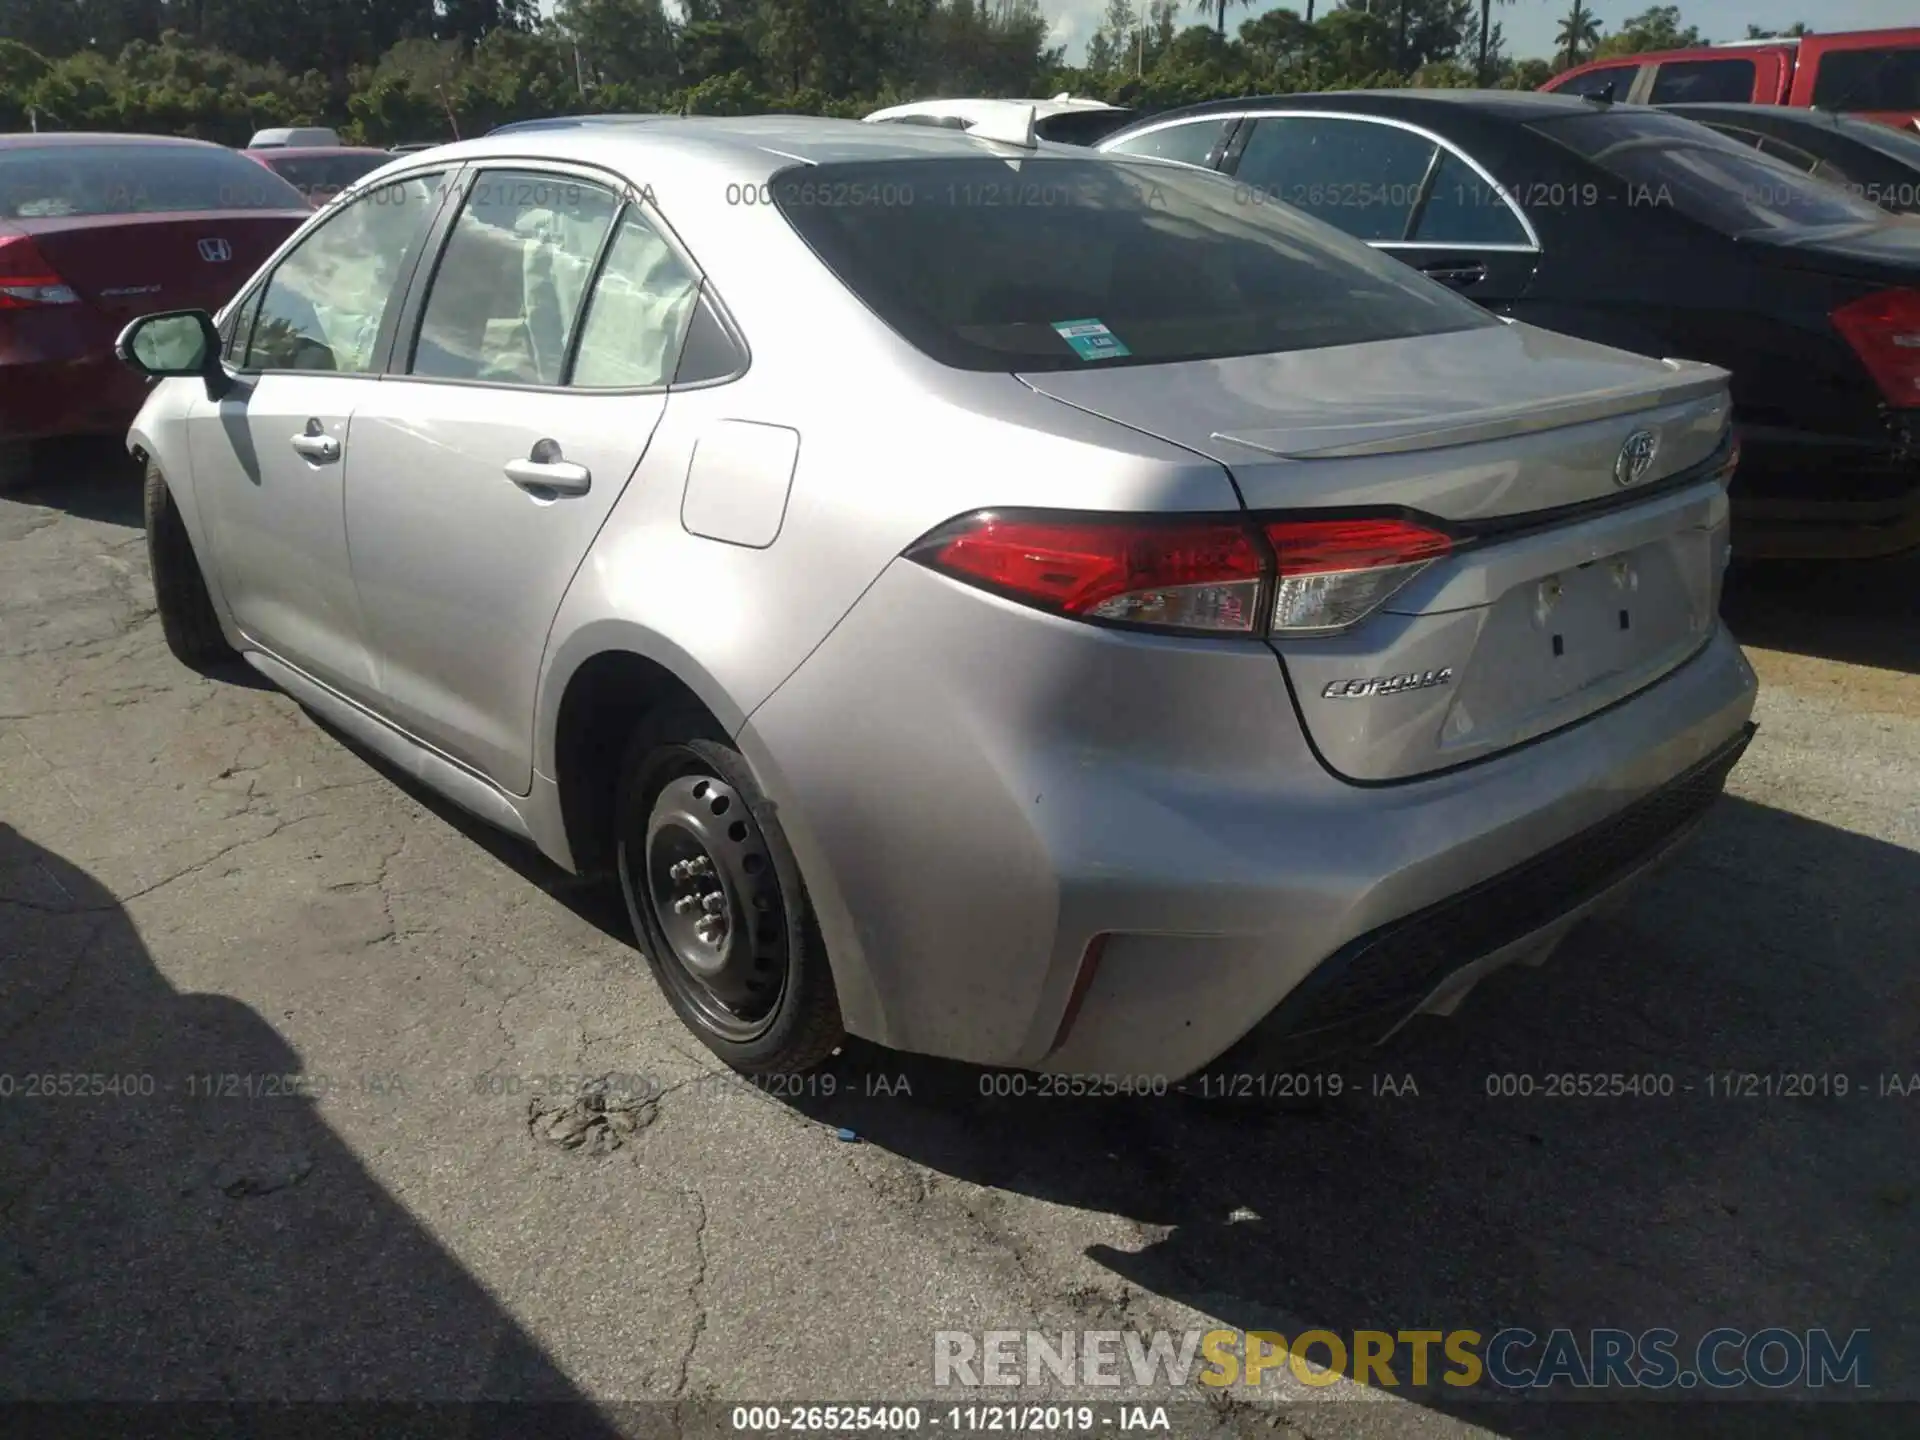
[1747,22,1810,39]
[1474,0,1511,83]
[1192,0,1253,42]
[1593,5,1698,59]
[1554,0,1600,68]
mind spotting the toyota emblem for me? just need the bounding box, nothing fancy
[1614,429,1659,488]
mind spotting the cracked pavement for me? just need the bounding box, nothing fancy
[1,443,1916,1438]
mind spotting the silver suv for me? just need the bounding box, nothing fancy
[116,118,1759,1079]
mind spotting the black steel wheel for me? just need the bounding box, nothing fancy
[616,714,843,1073]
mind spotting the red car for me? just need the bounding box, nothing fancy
[1543,28,1920,132]
[244,145,395,208]
[0,133,309,481]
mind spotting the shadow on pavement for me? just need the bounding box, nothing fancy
[0,822,624,1431]
[780,796,1920,1439]
[1724,555,1920,677]
[5,439,146,529]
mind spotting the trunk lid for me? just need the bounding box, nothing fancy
[1750,218,1920,286]
[17,211,305,324]
[1021,322,1737,782]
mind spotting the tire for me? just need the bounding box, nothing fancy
[615,708,845,1074]
[144,460,237,671]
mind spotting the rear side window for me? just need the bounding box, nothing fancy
[1413,152,1532,246]
[1534,110,1889,238]
[568,208,701,389]
[1648,60,1757,105]
[1102,118,1231,168]
[1554,66,1639,101]
[1234,117,1438,242]
[411,170,619,386]
[1811,47,1920,112]
[0,143,305,219]
[772,156,1497,374]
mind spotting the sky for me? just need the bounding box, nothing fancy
[1036,0,1916,67]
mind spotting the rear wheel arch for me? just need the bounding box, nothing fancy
[551,647,736,879]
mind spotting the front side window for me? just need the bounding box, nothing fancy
[1534,111,1889,239]
[411,169,619,385]
[1811,47,1920,112]
[1102,118,1231,169]
[1647,60,1757,105]
[0,142,306,220]
[245,171,448,373]
[568,208,701,389]
[1234,117,1437,243]
[773,156,1497,374]
[1034,109,1137,147]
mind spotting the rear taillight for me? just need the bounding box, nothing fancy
[1830,288,1920,408]
[908,511,1452,637]
[1264,518,1453,636]
[0,233,80,309]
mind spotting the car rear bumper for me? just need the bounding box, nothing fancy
[1731,425,1920,561]
[740,559,1760,1080]
[0,340,152,444]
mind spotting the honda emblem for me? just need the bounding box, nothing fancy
[197,238,232,263]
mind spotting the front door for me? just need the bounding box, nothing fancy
[344,167,702,793]
[186,170,451,696]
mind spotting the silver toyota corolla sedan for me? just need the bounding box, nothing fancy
[114,116,1759,1081]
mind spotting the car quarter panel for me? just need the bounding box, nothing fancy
[740,553,1758,1073]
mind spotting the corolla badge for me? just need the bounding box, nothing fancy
[1614,429,1660,488]
[1322,668,1453,700]
[197,238,232,263]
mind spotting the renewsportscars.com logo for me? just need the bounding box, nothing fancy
[933,1327,1873,1393]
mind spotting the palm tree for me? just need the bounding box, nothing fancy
[1193,0,1254,40]
[1555,0,1601,68]
[1476,0,1512,83]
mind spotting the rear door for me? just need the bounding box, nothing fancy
[1224,114,1540,308]
[1646,55,1782,106]
[1797,35,1920,127]
[343,165,700,793]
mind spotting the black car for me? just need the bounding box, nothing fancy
[1098,91,1920,561]
[1662,103,1920,215]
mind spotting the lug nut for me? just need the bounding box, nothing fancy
[673,895,700,915]
[702,892,725,915]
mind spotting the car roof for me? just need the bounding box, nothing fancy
[1105,88,1609,140]
[246,146,392,158]
[420,114,1090,179]
[0,131,233,150]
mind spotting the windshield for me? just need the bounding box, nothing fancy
[0,143,307,219]
[261,152,391,201]
[1533,110,1892,239]
[772,156,1497,374]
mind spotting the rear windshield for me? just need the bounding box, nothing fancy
[772,156,1498,373]
[1532,110,1891,238]
[1832,112,1920,167]
[262,152,391,198]
[1034,110,1137,147]
[1811,46,1920,113]
[0,143,306,219]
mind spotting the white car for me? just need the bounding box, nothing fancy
[863,95,1136,147]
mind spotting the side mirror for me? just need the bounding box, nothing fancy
[115,309,231,400]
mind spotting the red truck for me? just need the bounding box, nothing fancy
[1541,28,1920,132]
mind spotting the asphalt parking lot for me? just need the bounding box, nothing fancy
[2,441,1916,1439]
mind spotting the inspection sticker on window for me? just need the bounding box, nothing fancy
[1051,318,1131,362]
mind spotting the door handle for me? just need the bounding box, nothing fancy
[1418,261,1488,288]
[289,432,340,462]
[504,441,591,497]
